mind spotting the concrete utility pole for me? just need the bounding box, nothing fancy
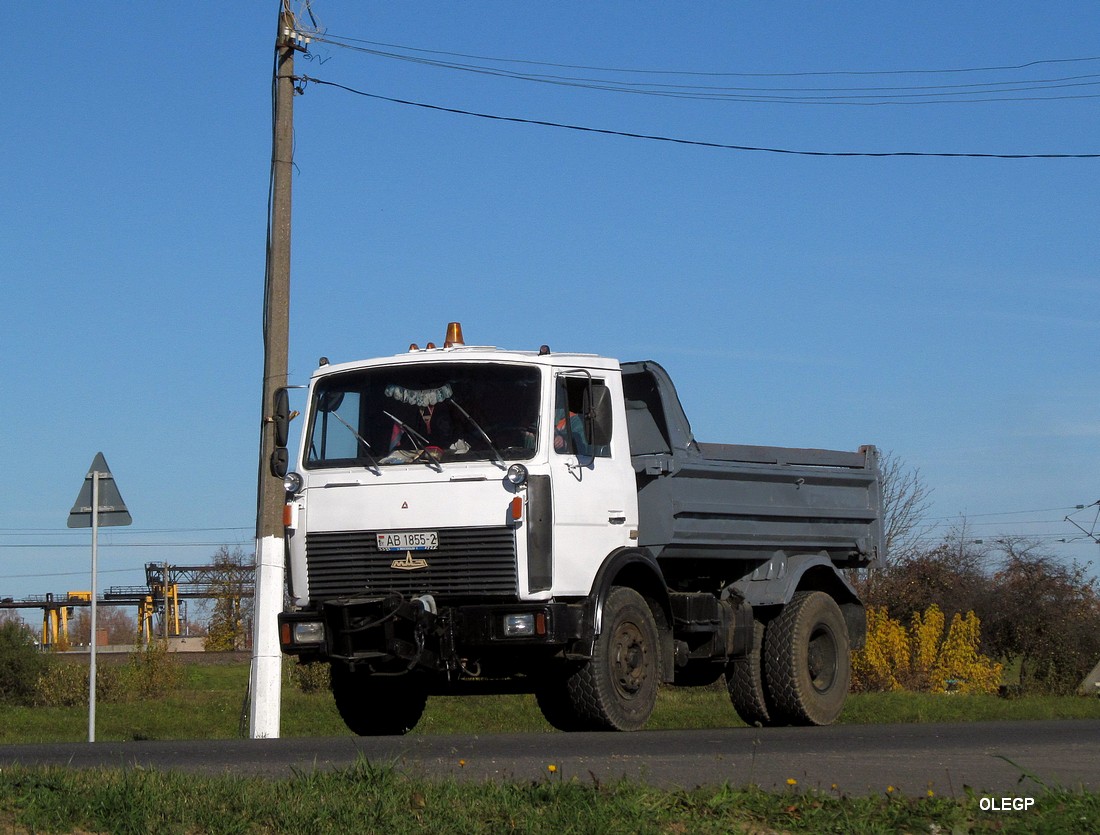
[250,2,296,739]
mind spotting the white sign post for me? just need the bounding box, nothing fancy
[67,452,131,742]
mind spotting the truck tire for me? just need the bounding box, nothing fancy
[534,669,592,732]
[567,586,660,731]
[726,618,780,726]
[763,591,850,726]
[330,665,427,735]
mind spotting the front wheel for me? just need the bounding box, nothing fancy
[566,586,660,731]
[763,591,851,726]
[534,667,592,732]
[330,665,428,735]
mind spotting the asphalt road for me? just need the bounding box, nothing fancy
[1,721,1096,795]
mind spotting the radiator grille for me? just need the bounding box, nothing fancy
[305,527,518,601]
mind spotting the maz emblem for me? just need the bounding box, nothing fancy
[391,551,429,571]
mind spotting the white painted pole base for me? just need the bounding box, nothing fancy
[249,535,284,739]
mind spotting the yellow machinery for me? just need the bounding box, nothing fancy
[138,582,180,643]
[5,561,253,648]
[37,587,182,647]
[39,591,89,647]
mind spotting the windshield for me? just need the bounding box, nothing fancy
[304,362,541,469]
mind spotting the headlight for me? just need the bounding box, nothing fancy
[283,471,303,494]
[502,613,535,637]
[292,621,324,644]
[505,463,528,486]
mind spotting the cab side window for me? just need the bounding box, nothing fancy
[554,377,611,458]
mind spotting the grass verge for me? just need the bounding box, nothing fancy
[1,759,1097,834]
[3,659,1100,744]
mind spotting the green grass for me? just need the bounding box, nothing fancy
[2,657,1099,744]
[1,758,1097,834]
[840,690,1100,724]
[4,658,1099,833]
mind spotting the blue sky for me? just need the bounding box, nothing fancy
[2,2,1098,605]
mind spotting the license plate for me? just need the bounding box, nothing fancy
[376,531,438,551]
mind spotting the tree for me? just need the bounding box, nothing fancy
[203,545,254,651]
[856,451,934,604]
[860,540,989,626]
[70,606,140,646]
[0,619,47,706]
[981,538,1100,695]
[877,450,933,566]
[0,610,28,627]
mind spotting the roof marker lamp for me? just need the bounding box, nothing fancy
[445,321,465,347]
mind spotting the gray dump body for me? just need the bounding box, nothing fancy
[621,361,884,582]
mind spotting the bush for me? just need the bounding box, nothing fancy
[0,621,48,706]
[120,641,183,699]
[861,544,989,626]
[852,604,1001,694]
[930,611,1003,694]
[33,661,123,708]
[31,643,180,707]
[851,606,909,691]
[862,537,1100,696]
[287,658,330,694]
[981,544,1100,695]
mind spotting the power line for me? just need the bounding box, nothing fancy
[0,542,244,549]
[0,526,251,537]
[310,35,1100,105]
[296,75,1100,159]
[924,505,1089,522]
[0,568,137,580]
[924,519,1077,531]
[910,531,1093,545]
[316,34,1100,79]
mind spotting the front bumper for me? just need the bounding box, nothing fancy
[279,596,586,670]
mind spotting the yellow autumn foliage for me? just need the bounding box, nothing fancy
[909,605,944,685]
[851,606,909,691]
[852,604,1002,694]
[931,611,1003,694]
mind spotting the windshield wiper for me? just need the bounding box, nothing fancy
[382,410,441,470]
[328,410,381,474]
[383,410,430,449]
[449,399,505,469]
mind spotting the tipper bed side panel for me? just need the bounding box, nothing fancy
[621,360,883,568]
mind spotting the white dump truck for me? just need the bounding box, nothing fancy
[277,324,883,733]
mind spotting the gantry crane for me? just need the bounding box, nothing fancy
[1,561,255,647]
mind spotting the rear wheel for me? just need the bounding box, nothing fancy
[330,665,428,735]
[567,587,660,731]
[763,591,850,726]
[726,618,781,726]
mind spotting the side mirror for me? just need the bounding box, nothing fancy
[269,447,289,478]
[273,388,291,448]
[584,384,613,448]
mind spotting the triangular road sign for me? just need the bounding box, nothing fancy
[67,452,132,528]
